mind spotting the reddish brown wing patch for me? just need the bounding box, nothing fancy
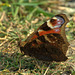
[30,29,61,41]
[38,29,60,36]
[50,19,57,26]
[31,34,38,40]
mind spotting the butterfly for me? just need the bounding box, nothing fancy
[19,14,69,62]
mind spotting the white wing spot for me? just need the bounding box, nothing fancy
[58,22,61,24]
[47,20,54,29]
[38,29,43,32]
[53,17,57,19]
[54,29,60,32]
[57,19,60,21]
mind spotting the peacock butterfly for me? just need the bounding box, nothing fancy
[19,14,69,62]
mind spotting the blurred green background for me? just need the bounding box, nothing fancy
[0,0,75,75]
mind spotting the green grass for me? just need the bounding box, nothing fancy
[0,0,75,75]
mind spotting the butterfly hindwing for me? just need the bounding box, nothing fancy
[20,33,68,61]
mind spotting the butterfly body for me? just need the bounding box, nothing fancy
[19,14,69,62]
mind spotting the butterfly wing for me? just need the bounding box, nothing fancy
[20,33,68,61]
[19,14,69,61]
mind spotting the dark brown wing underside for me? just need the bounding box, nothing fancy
[20,33,68,62]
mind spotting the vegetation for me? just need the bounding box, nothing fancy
[0,0,75,75]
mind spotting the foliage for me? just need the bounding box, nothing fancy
[0,0,75,75]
